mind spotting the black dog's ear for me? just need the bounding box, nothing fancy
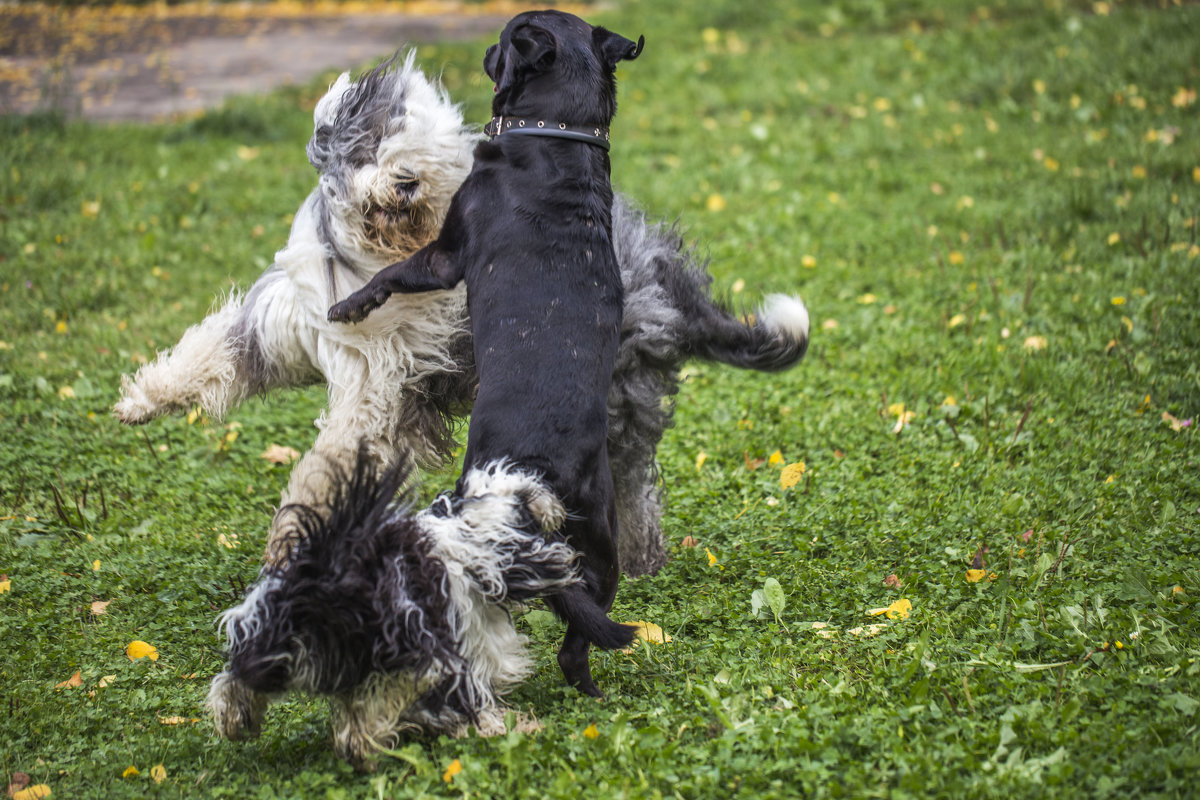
[594,28,644,69]
[511,23,557,71]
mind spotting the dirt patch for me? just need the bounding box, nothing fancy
[0,3,524,122]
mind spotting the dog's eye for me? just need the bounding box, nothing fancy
[395,177,420,194]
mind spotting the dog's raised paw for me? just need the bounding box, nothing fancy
[112,377,157,425]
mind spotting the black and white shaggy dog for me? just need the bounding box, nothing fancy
[112,51,810,579]
[211,449,583,769]
[329,10,646,697]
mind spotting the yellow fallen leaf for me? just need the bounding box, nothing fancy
[706,193,727,212]
[0,577,10,594]
[966,569,987,583]
[260,444,300,464]
[91,600,111,615]
[780,462,806,489]
[158,715,200,725]
[802,254,817,268]
[12,785,52,800]
[150,765,166,784]
[706,548,719,568]
[730,278,745,293]
[695,451,707,470]
[1023,335,1048,352]
[680,535,698,548]
[868,599,912,620]
[122,766,139,779]
[948,313,966,328]
[97,675,116,688]
[92,560,101,572]
[1162,412,1192,432]
[847,623,887,637]
[767,449,784,467]
[55,671,83,689]
[236,145,260,161]
[126,641,159,661]
[582,724,599,739]
[628,621,672,645]
[442,758,462,783]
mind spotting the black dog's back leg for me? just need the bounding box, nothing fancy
[548,496,631,696]
[558,626,600,697]
[329,245,463,323]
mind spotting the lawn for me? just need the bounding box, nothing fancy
[2,0,1198,797]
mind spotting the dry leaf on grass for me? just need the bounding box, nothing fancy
[260,444,300,464]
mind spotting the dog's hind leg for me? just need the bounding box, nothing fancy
[608,196,811,576]
[264,380,399,565]
[547,481,633,696]
[114,269,318,424]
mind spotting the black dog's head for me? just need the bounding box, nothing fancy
[219,455,460,697]
[484,10,644,126]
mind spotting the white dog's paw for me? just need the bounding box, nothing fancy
[112,376,159,425]
[523,485,566,532]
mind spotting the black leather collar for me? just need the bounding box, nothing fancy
[484,116,611,151]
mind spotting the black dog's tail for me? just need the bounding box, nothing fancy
[549,585,637,650]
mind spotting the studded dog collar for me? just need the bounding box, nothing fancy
[484,116,611,151]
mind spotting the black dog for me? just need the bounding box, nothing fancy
[329,10,644,696]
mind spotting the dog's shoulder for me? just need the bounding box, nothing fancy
[471,139,505,165]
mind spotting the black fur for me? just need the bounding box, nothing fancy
[329,11,642,695]
[224,453,461,697]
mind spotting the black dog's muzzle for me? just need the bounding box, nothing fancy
[485,116,611,151]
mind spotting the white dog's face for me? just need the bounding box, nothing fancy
[306,53,479,262]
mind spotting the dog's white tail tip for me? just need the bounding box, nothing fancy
[758,294,810,343]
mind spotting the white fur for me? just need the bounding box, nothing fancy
[414,462,577,724]
[758,293,810,344]
[115,60,477,565]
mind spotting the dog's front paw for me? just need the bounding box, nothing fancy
[208,671,269,741]
[113,376,158,425]
[328,291,384,324]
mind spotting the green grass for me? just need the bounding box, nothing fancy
[2,0,1199,797]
